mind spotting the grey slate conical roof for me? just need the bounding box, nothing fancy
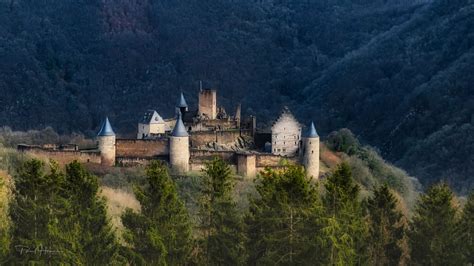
[176,92,188,108]
[98,117,115,136]
[306,122,319,138]
[171,113,189,137]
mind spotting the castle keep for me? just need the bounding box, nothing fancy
[18,89,320,178]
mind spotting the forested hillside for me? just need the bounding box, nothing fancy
[1,155,473,264]
[0,0,472,192]
[302,0,474,193]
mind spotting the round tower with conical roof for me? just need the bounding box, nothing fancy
[176,92,188,116]
[169,113,189,173]
[97,117,116,166]
[303,121,319,178]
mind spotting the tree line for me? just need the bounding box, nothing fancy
[1,158,473,265]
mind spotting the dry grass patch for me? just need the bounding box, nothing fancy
[0,171,12,256]
[100,186,140,239]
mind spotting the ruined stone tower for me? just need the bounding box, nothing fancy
[97,117,116,166]
[198,89,217,119]
[169,113,190,173]
[303,122,319,179]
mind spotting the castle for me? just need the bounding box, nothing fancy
[18,89,320,178]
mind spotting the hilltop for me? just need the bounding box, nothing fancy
[0,0,472,192]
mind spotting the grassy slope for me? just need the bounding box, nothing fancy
[0,171,12,258]
[95,140,418,234]
[0,132,418,237]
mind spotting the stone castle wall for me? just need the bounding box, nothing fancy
[116,139,169,158]
[256,154,298,167]
[189,119,239,131]
[18,136,306,178]
[190,129,252,147]
[190,149,236,164]
[18,146,101,165]
[116,156,168,167]
[189,149,236,172]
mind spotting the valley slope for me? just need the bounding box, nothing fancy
[0,0,472,192]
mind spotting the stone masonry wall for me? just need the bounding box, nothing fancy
[190,130,252,147]
[116,139,169,158]
[198,89,217,119]
[190,149,236,164]
[20,148,101,165]
[271,110,302,156]
[256,154,299,167]
[237,153,256,178]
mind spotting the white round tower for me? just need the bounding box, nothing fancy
[169,113,190,173]
[97,117,116,166]
[303,121,320,179]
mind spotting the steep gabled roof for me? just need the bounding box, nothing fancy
[176,92,188,108]
[271,106,302,130]
[98,117,115,136]
[141,110,164,124]
[306,122,319,138]
[171,113,189,137]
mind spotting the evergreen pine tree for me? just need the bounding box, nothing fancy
[459,191,474,264]
[198,157,245,265]
[322,162,368,265]
[8,159,78,264]
[63,161,121,264]
[367,184,405,266]
[408,183,462,265]
[122,160,193,265]
[246,165,324,265]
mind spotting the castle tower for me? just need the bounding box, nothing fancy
[176,92,188,116]
[235,103,241,128]
[169,113,190,173]
[97,117,116,166]
[303,122,319,179]
[198,89,217,119]
[271,107,302,156]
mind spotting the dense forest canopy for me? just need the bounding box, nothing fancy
[1,157,473,264]
[0,0,473,192]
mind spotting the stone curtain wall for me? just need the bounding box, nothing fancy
[256,154,298,167]
[116,139,169,158]
[19,147,101,165]
[190,130,252,147]
[190,149,236,164]
[189,119,239,131]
